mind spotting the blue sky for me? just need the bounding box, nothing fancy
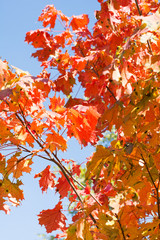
[0,1,100,240]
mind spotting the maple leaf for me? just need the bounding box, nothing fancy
[25,29,54,49]
[38,5,58,28]
[71,56,87,71]
[46,130,67,152]
[0,59,16,89]
[32,48,54,62]
[86,145,113,179]
[7,155,33,179]
[70,14,89,31]
[38,201,67,233]
[66,219,93,240]
[34,165,55,193]
[49,95,65,112]
[55,171,71,199]
[54,72,76,95]
[54,30,73,48]
[67,106,100,146]
[0,178,24,202]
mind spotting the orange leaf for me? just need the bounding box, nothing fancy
[54,72,75,95]
[38,201,67,233]
[38,5,57,28]
[46,130,67,152]
[153,153,160,171]
[0,178,24,202]
[7,154,33,179]
[54,30,73,48]
[55,171,71,199]
[71,56,87,71]
[0,197,10,214]
[67,106,100,146]
[34,165,55,193]
[70,14,89,31]
[0,153,5,175]
[25,29,53,49]
[49,95,65,112]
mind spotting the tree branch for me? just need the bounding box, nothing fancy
[18,104,102,207]
[16,107,99,226]
[115,213,126,240]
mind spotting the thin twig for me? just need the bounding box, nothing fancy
[141,153,160,225]
[141,154,157,191]
[134,0,153,55]
[135,0,142,15]
[115,213,126,240]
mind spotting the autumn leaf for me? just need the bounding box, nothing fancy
[25,29,54,49]
[46,130,67,152]
[86,145,113,180]
[67,106,100,146]
[54,30,73,48]
[38,201,67,233]
[66,219,93,240]
[71,56,87,71]
[54,71,76,96]
[49,95,65,112]
[7,155,33,179]
[38,5,58,28]
[70,14,89,31]
[0,197,10,214]
[34,165,55,193]
[55,171,71,199]
[0,153,5,175]
[0,178,24,202]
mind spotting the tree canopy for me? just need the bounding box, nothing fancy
[0,0,160,239]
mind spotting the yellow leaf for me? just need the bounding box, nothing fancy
[76,219,84,240]
[86,145,112,180]
[0,178,24,202]
[0,153,5,175]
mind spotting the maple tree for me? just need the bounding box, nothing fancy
[1,0,160,239]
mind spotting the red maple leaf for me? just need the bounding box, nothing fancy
[38,5,58,28]
[38,201,67,233]
[25,29,53,49]
[55,172,71,199]
[34,165,55,193]
[70,14,89,31]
